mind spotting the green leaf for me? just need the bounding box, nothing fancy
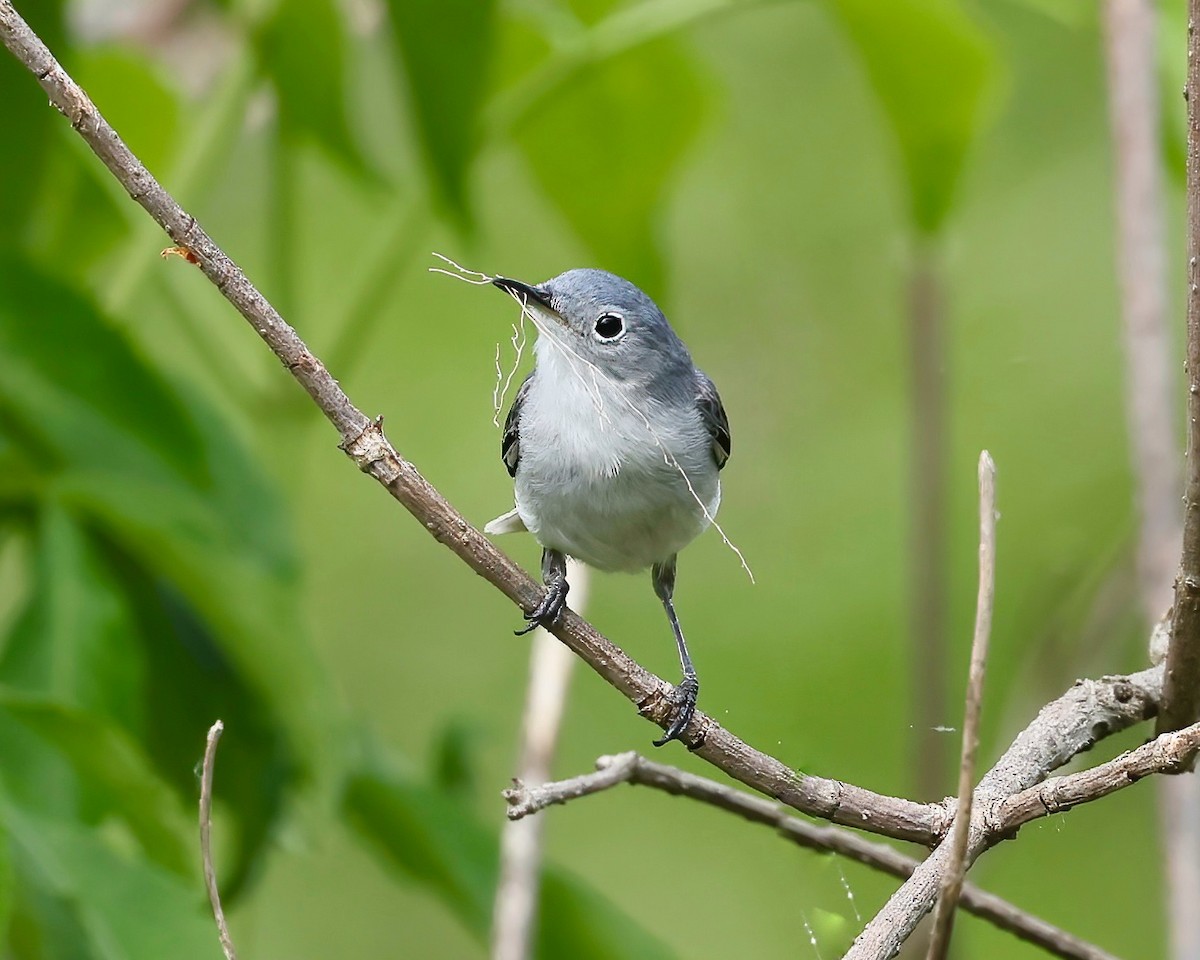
[534,875,677,960]
[0,257,319,730]
[56,471,334,763]
[0,259,207,486]
[1161,0,1187,185]
[386,0,496,223]
[75,48,180,177]
[344,756,495,933]
[0,496,292,898]
[0,691,194,879]
[344,743,678,960]
[518,38,705,296]
[0,810,11,949]
[0,502,144,727]
[429,718,481,797]
[0,3,65,252]
[809,905,853,957]
[257,0,371,176]
[824,0,997,234]
[23,145,127,283]
[0,258,330,894]
[9,875,100,960]
[4,800,216,960]
[995,0,1096,27]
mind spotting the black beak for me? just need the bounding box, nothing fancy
[492,275,552,308]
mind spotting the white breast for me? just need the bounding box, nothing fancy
[513,338,720,572]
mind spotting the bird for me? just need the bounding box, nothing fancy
[484,269,730,746]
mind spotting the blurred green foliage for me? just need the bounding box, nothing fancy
[826,0,996,234]
[0,0,1177,957]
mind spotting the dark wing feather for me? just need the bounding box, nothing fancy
[695,370,731,470]
[501,374,533,477]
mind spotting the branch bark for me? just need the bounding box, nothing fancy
[506,752,1122,960]
[1162,0,1200,740]
[995,720,1200,831]
[845,667,1165,959]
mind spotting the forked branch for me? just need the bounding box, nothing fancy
[506,752,1119,960]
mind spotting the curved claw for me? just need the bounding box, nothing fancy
[653,675,699,747]
[514,577,569,635]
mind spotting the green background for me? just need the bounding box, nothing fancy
[0,0,1178,956]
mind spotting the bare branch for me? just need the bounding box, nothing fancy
[200,720,237,960]
[506,753,1121,960]
[0,0,950,847]
[504,752,639,819]
[996,721,1200,832]
[1162,0,1200,741]
[927,451,997,959]
[846,667,1164,959]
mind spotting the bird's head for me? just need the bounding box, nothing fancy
[492,269,691,386]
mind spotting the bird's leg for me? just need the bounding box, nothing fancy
[651,556,699,747]
[516,548,569,636]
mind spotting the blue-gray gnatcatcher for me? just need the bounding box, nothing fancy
[485,269,730,745]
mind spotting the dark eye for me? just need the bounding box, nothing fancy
[594,312,624,340]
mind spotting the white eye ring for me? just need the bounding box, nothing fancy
[593,312,625,341]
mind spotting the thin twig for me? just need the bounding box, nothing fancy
[200,720,237,960]
[927,451,997,959]
[1161,0,1200,742]
[995,720,1200,832]
[491,563,589,960]
[506,753,1121,960]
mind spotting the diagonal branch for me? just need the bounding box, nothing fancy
[0,0,943,847]
[504,753,1121,960]
[994,720,1200,833]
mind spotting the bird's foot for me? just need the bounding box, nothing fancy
[653,674,699,747]
[515,576,569,636]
